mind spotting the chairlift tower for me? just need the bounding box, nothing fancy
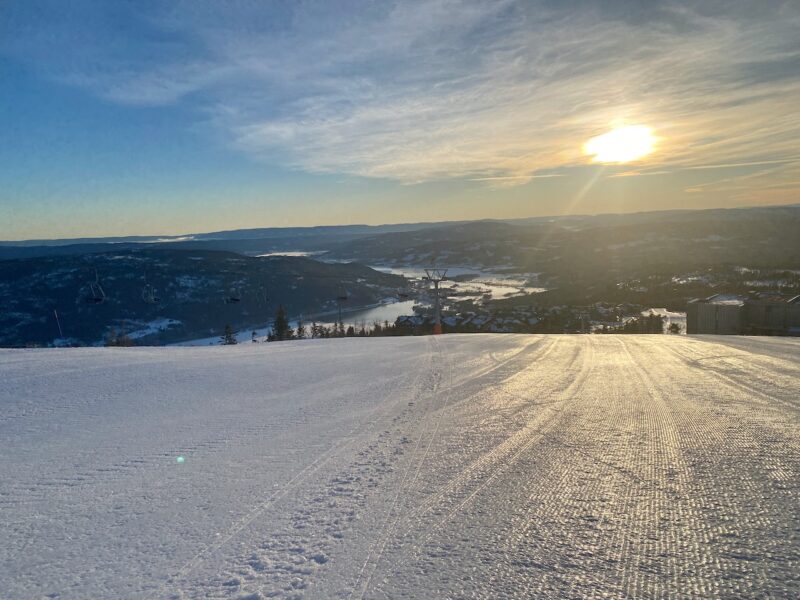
[336,287,349,326]
[86,269,106,304]
[424,268,448,335]
[141,270,160,304]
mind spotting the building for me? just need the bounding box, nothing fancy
[686,295,744,334]
[743,294,800,336]
[687,293,800,336]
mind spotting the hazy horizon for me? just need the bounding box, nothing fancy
[3,202,798,245]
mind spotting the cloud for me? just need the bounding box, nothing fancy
[684,157,800,171]
[3,0,800,186]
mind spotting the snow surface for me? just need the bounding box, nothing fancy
[126,318,183,341]
[1,335,799,599]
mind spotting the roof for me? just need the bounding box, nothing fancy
[697,294,745,306]
[748,293,800,304]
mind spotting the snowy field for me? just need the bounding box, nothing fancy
[1,335,798,599]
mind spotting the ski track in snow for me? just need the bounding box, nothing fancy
[1,334,798,599]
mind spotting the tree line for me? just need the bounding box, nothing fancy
[220,305,406,345]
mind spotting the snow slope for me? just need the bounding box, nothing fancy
[1,335,798,599]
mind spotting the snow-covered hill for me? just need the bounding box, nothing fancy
[1,335,798,598]
[0,250,407,347]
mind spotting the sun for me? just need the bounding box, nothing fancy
[583,125,656,164]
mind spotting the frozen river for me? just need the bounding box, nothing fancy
[370,264,546,301]
[1,335,798,598]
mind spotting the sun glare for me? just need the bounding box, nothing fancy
[583,125,656,163]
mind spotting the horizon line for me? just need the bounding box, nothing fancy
[2,201,799,246]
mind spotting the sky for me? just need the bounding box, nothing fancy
[1,0,799,240]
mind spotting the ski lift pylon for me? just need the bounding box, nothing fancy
[142,283,160,304]
[86,269,106,304]
[141,271,160,304]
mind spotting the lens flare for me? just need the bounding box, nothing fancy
[583,125,655,163]
[176,456,185,464]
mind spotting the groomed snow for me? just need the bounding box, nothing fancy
[1,335,798,599]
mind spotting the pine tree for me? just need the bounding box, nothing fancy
[296,319,306,339]
[221,324,238,345]
[270,305,293,341]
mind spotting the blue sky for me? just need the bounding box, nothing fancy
[1,0,799,240]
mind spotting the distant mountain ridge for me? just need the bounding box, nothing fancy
[326,205,800,274]
[0,221,480,260]
[0,221,470,251]
[3,205,795,258]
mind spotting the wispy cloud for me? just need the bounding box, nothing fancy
[4,0,800,187]
[469,174,564,182]
[683,157,800,171]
